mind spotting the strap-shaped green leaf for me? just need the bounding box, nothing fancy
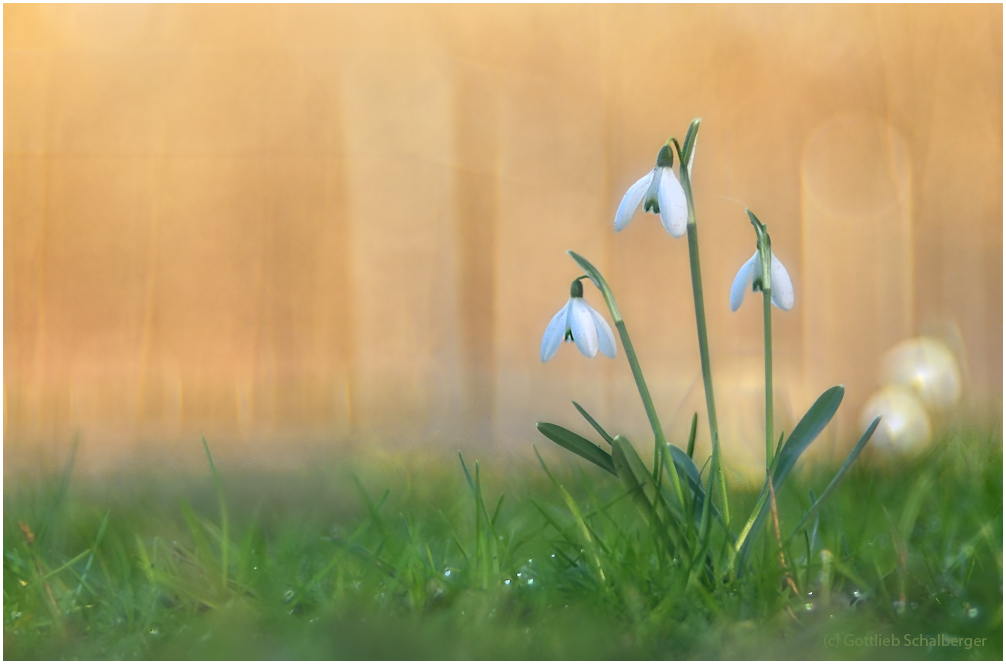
[666,444,702,490]
[612,436,685,553]
[772,385,844,487]
[536,422,616,476]
[735,385,845,568]
[572,401,614,446]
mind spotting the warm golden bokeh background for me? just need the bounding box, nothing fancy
[4,5,1002,474]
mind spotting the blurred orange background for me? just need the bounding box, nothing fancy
[4,5,1002,473]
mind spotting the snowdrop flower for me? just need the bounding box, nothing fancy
[540,280,617,362]
[614,145,688,237]
[729,250,795,311]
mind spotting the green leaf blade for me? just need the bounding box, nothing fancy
[536,422,617,476]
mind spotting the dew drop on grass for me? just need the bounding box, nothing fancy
[443,568,452,578]
[504,578,511,586]
[805,603,814,611]
[968,607,979,618]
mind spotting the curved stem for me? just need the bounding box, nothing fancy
[567,251,686,510]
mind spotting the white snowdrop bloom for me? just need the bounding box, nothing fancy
[729,250,795,312]
[614,145,688,238]
[540,280,617,362]
[860,385,932,453]
[882,337,962,412]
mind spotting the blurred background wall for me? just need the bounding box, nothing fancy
[4,4,1002,473]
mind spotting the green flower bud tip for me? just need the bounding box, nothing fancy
[655,144,675,169]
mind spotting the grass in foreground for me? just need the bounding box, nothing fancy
[3,427,1002,660]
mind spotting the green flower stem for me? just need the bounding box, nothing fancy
[750,210,774,469]
[763,288,774,468]
[677,152,730,527]
[567,251,686,510]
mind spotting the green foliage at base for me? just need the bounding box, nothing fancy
[4,428,1002,660]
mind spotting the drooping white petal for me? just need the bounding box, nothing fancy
[587,305,617,358]
[769,253,795,311]
[567,298,599,358]
[614,172,653,232]
[540,300,570,362]
[656,167,688,237]
[730,251,758,312]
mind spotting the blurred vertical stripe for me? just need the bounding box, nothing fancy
[3,5,1001,471]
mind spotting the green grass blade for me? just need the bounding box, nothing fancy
[70,510,110,610]
[458,451,476,494]
[201,437,229,590]
[534,446,607,582]
[37,432,79,544]
[38,549,90,582]
[686,413,698,458]
[787,416,880,541]
[490,494,505,528]
[536,422,617,476]
[572,401,614,446]
[351,475,390,538]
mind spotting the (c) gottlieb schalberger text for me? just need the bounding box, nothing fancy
[823,633,988,650]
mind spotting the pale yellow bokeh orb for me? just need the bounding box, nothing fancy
[860,385,932,453]
[882,337,962,411]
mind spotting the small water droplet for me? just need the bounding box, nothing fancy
[527,578,534,586]
[516,572,522,577]
[968,607,979,618]
[443,568,452,577]
[805,603,815,611]
[149,627,159,636]
[504,578,511,586]
[852,590,861,598]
